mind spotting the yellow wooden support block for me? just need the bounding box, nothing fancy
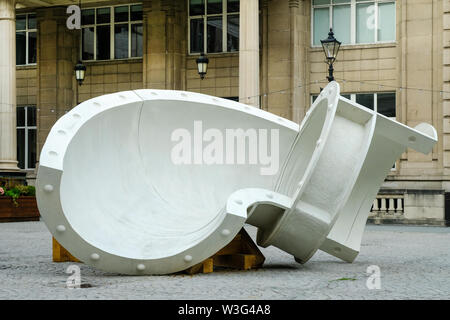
[185,258,214,275]
[213,254,257,270]
[182,228,265,275]
[202,258,214,273]
[52,237,80,263]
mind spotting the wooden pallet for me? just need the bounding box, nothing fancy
[52,228,265,274]
[183,228,265,275]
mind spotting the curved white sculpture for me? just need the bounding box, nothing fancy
[36,82,437,275]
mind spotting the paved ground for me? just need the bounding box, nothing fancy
[0,221,449,300]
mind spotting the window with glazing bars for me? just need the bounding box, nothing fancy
[16,13,37,65]
[312,0,396,46]
[81,4,143,60]
[16,106,37,170]
[189,0,239,54]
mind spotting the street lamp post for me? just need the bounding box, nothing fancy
[320,28,341,82]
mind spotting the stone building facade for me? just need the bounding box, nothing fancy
[0,0,449,225]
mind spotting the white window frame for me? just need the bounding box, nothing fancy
[188,0,239,55]
[16,106,37,170]
[311,0,396,47]
[81,3,143,61]
[16,13,37,66]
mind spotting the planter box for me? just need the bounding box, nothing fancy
[0,196,40,222]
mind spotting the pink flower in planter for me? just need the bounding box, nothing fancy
[0,187,4,196]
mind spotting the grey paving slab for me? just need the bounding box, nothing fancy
[0,221,449,300]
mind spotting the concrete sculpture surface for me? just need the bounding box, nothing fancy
[36,82,437,275]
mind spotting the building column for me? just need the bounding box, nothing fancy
[0,0,19,172]
[444,0,450,188]
[239,0,259,107]
[143,0,185,90]
[261,0,269,111]
[36,7,76,159]
[265,1,292,119]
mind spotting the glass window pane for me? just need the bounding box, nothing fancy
[207,0,222,14]
[190,0,205,16]
[227,15,239,52]
[190,18,204,53]
[131,5,143,21]
[313,0,330,4]
[114,24,128,59]
[96,7,110,24]
[27,107,36,126]
[17,128,25,169]
[81,9,95,25]
[342,94,351,99]
[378,2,395,42]
[356,93,374,110]
[17,107,25,127]
[28,14,36,29]
[131,24,143,57]
[28,129,37,169]
[16,15,26,30]
[333,0,350,3]
[313,8,329,46]
[356,3,375,43]
[332,5,350,44]
[28,32,37,64]
[82,27,94,60]
[16,31,26,65]
[227,0,239,13]
[377,93,396,117]
[97,25,111,60]
[115,6,129,23]
[207,16,222,53]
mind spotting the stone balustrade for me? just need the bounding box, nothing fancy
[370,195,404,216]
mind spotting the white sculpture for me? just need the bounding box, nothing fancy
[36,82,437,275]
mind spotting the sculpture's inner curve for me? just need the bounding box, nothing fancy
[59,100,297,260]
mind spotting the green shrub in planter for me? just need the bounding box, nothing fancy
[0,185,36,206]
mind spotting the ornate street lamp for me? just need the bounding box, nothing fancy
[321,28,341,82]
[196,52,209,80]
[74,60,86,86]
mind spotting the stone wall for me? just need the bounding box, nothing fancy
[78,60,144,103]
[309,44,397,95]
[186,54,239,98]
[368,190,446,226]
[10,0,450,225]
